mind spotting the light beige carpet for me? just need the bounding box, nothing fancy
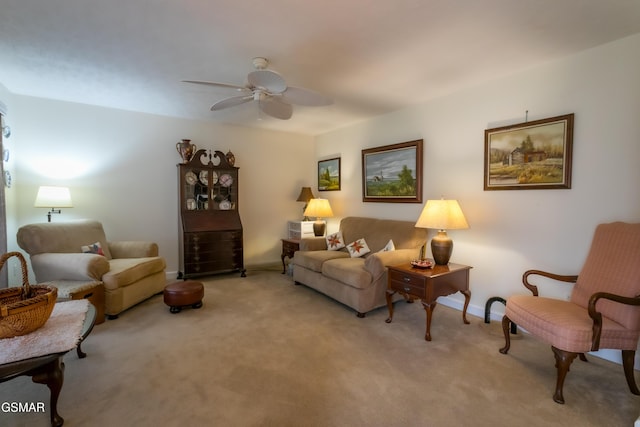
[1,268,638,426]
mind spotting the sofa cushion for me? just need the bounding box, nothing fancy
[293,250,349,273]
[102,257,166,290]
[378,239,395,252]
[322,258,372,290]
[339,217,426,253]
[326,231,346,250]
[346,238,371,258]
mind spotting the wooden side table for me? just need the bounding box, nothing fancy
[386,262,472,341]
[281,238,300,274]
[50,280,105,325]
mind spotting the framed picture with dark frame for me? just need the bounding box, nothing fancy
[484,114,574,190]
[318,157,341,191]
[362,139,423,203]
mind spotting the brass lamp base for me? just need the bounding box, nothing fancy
[431,230,453,265]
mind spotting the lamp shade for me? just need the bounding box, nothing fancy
[415,199,468,230]
[304,198,333,237]
[34,186,73,208]
[304,198,334,218]
[296,187,315,202]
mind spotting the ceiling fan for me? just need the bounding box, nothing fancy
[183,57,333,120]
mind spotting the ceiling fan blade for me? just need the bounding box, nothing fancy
[211,95,254,111]
[281,86,333,106]
[259,97,293,120]
[182,80,249,91]
[248,70,287,93]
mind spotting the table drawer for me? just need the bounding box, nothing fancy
[389,270,425,298]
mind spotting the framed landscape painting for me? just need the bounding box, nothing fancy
[484,114,574,190]
[362,139,423,203]
[318,157,341,191]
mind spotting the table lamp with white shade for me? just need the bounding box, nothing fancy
[303,198,333,236]
[415,199,469,265]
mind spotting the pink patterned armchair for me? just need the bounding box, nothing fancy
[499,222,640,404]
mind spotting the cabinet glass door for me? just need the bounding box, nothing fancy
[183,168,209,210]
[211,169,237,211]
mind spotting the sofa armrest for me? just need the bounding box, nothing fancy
[108,241,159,258]
[298,237,327,251]
[364,248,422,280]
[31,253,110,282]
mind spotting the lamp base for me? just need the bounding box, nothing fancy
[431,230,453,265]
[313,221,326,237]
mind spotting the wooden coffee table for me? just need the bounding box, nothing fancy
[0,303,96,427]
[386,262,472,341]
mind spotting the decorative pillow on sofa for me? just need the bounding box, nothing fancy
[81,241,105,256]
[377,239,395,252]
[346,238,371,258]
[326,231,346,251]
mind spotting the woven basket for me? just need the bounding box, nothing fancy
[0,252,58,339]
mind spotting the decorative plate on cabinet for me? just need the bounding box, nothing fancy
[219,173,233,187]
[185,171,197,185]
[219,199,232,210]
[199,170,208,185]
[211,171,218,184]
[186,198,196,210]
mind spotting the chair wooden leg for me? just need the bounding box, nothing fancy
[622,350,640,395]
[552,346,578,404]
[499,315,511,354]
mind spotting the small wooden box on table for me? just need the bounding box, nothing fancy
[386,262,472,341]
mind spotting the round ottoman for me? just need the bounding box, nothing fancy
[163,280,204,313]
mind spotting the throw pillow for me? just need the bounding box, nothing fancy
[326,231,346,251]
[346,238,371,258]
[377,239,396,252]
[81,241,105,256]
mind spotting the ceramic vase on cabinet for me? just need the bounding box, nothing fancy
[176,139,196,163]
[225,150,236,166]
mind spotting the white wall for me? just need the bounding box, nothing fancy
[2,34,639,364]
[315,34,640,363]
[4,96,315,279]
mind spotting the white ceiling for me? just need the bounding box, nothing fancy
[1,0,639,136]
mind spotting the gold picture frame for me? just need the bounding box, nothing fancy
[484,114,574,190]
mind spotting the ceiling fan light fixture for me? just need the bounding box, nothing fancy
[252,57,269,69]
[184,57,331,120]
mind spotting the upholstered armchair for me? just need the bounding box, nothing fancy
[17,220,167,319]
[499,222,640,404]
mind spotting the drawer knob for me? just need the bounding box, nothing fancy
[403,277,411,282]
[404,287,411,292]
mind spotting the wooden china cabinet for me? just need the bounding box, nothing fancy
[177,149,245,278]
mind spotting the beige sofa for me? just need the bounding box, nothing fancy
[17,220,167,318]
[292,216,427,317]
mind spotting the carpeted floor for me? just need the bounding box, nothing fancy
[1,268,639,426]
